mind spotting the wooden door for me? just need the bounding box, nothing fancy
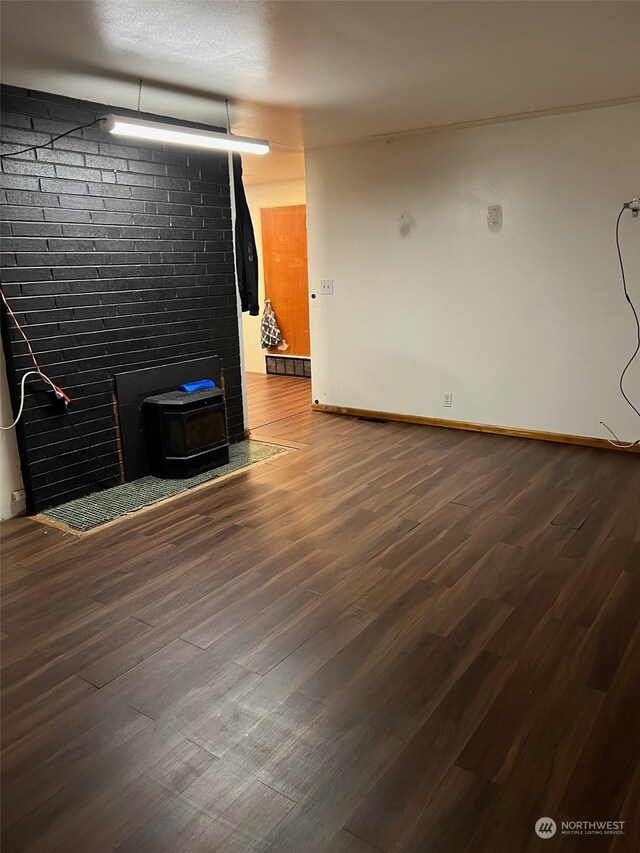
[261,205,310,357]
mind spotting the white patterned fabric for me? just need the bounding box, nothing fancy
[261,300,286,349]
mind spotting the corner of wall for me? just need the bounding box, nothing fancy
[1,347,26,520]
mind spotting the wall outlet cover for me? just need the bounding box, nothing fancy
[487,205,503,230]
[442,393,453,407]
[320,279,334,295]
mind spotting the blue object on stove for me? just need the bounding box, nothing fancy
[178,379,216,393]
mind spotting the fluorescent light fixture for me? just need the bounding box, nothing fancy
[102,114,269,155]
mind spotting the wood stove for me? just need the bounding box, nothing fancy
[143,386,229,478]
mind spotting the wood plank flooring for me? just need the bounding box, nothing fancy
[246,371,310,430]
[2,379,640,852]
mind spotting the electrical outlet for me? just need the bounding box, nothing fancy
[442,393,452,408]
[320,279,334,295]
[12,489,26,503]
[487,204,503,229]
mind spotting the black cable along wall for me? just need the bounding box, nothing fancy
[0,85,244,511]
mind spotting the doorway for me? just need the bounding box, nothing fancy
[243,202,311,433]
[262,205,310,359]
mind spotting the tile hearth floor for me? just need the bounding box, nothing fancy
[39,440,289,532]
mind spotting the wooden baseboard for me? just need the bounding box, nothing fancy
[311,403,640,452]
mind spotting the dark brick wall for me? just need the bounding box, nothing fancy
[0,85,243,512]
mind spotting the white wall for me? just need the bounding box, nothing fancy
[306,104,640,441]
[1,347,26,519]
[242,179,306,373]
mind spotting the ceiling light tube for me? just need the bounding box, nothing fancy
[102,114,269,155]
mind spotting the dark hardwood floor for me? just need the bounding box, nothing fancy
[1,381,639,852]
[246,372,310,431]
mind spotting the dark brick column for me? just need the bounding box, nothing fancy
[0,86,243,511]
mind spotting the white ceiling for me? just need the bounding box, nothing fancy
[1,1,639,184]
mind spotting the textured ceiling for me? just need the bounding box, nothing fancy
[1,1,639,183]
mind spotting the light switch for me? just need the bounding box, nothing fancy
[320,279,334,295]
